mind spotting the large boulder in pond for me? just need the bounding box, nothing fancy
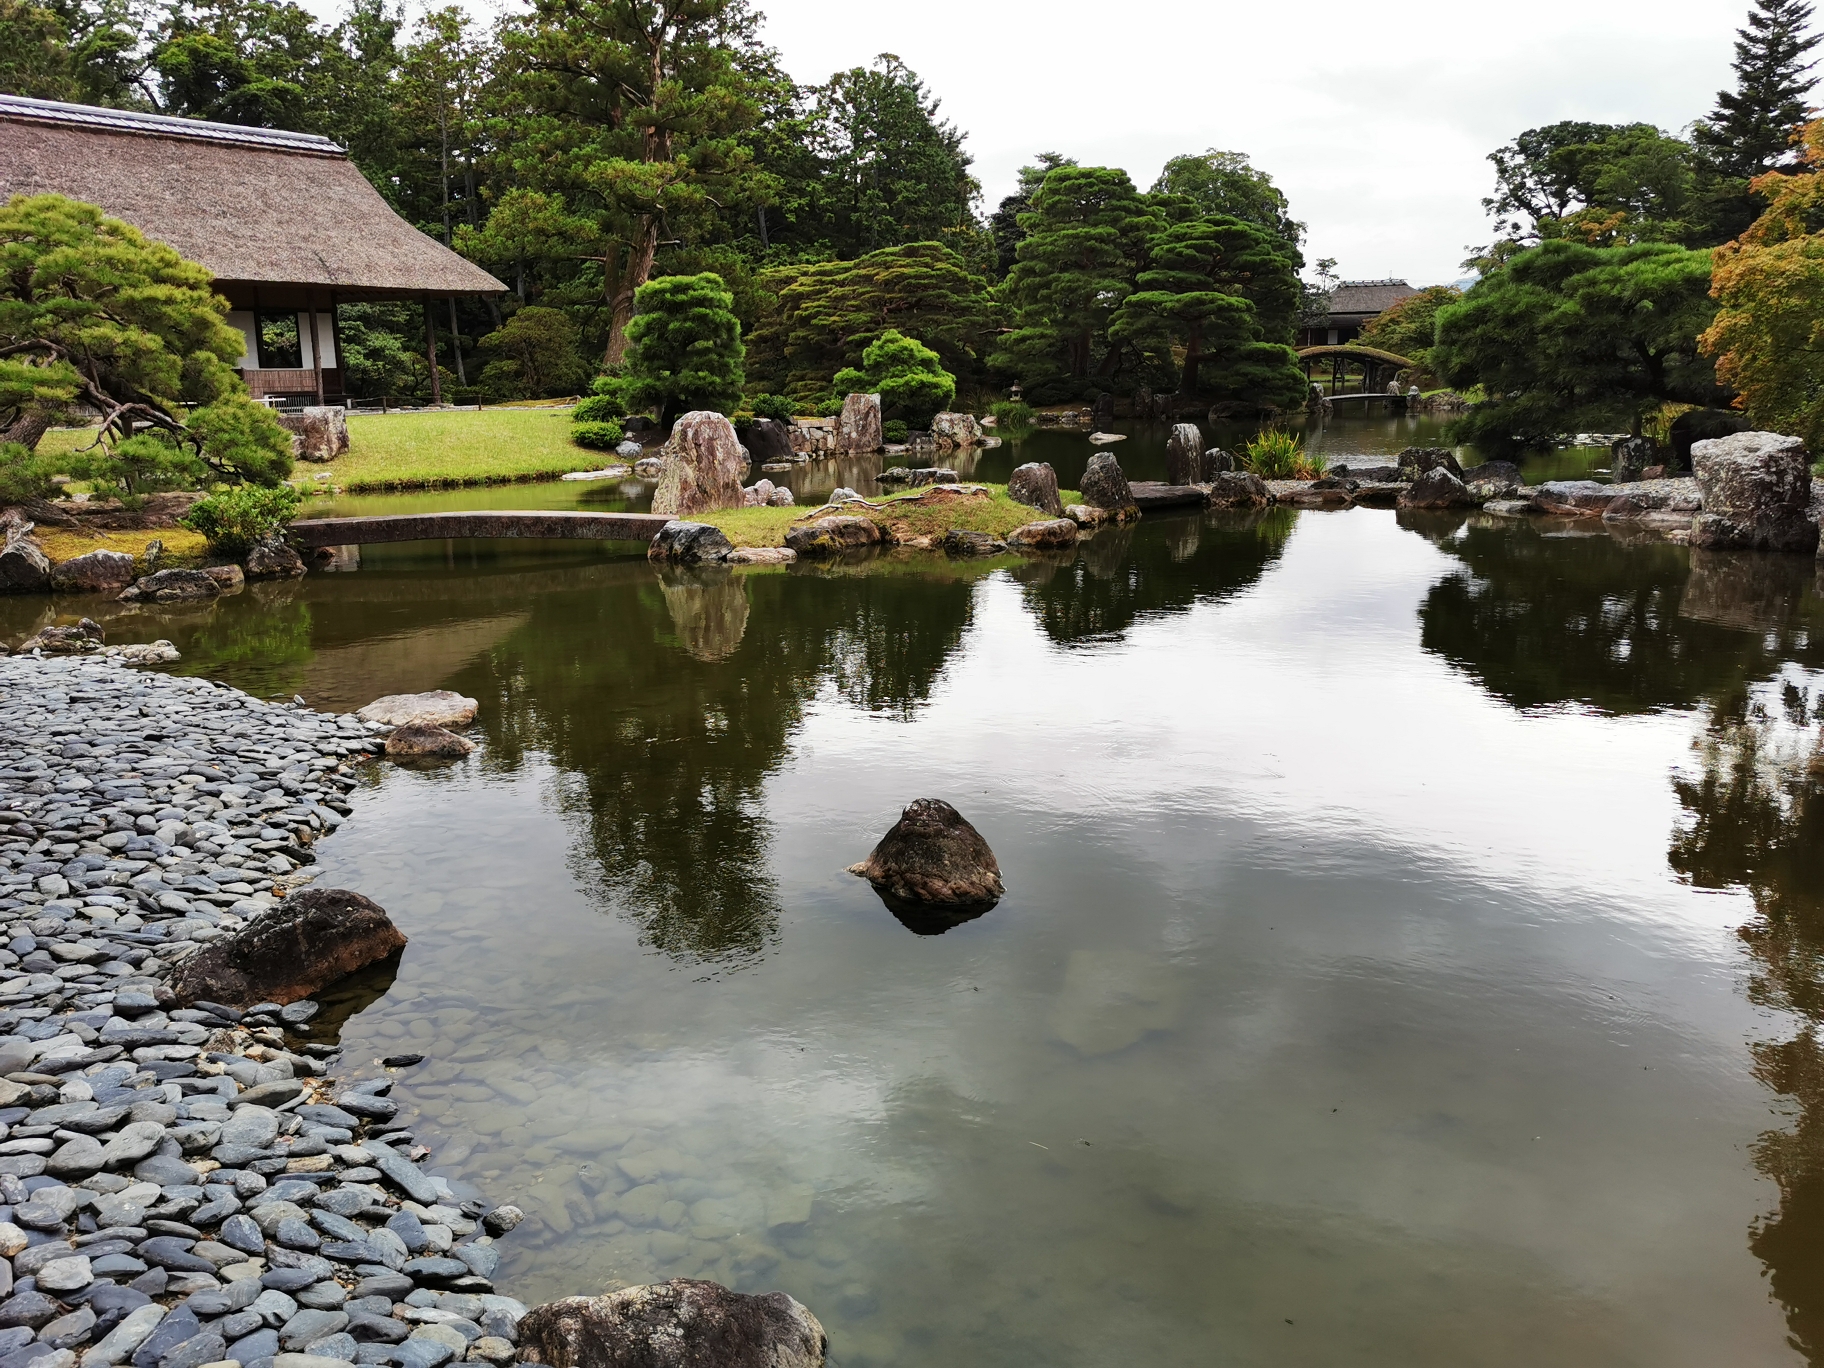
[385,722,474,761]
[49,550,135,596]
[1690,430,1818,553]
[930,412,981,448]
[1398,466,1475,510]
[652,412,747,518]
[1007,462,1063,518]
[647,521,734,564]
[848,798,1004,909]
[245,536,306,579]
[1005,518,1078,551]
[745,418,794,464]
[517,1281,826,1368]
[1080,453,1138,516]
[1395,447,1463,481]
[1165,423,1205,484]
[784,516,881,557]
[357,690,477,728]
[1610,435,1658,484]
[1206,472,1269,507]
[835,393,882,455]
[169,887,407,1008]
[0,521,51,594]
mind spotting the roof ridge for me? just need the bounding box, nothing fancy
[0,94,344,158]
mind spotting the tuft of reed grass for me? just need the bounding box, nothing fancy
[1241,428,1328,480]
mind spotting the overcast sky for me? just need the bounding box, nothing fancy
[332,0,1761,285]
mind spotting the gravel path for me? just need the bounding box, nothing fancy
[0,656,529,1368]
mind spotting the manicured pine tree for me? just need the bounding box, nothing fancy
[623,273,746,427]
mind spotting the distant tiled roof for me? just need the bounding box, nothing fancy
[1327,279,1419,317]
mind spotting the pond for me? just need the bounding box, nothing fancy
[11,447,1812,1367]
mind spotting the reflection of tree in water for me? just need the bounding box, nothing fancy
[172,584,315,699]
[1418,524,1809,714]
[1015,508,1294,645]
[454,564,980,965]
[1670,679,1824,1361]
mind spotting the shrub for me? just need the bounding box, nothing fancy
[833,330,956,426]
[573,393,625,424]
[990,399,1035,430]
[624,273,745,424]
[572,420,626,451]
[0,443,54,504]
[589,374,636,410]
[883,419,909,443]
[181,484,302,556]
[1241,428,1326,479]
[477,307,590,398]
[446,386,486,406]
[751,393,795,423]
[818,396,847,417]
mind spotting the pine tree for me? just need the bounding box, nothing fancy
[1696,0,1821,180]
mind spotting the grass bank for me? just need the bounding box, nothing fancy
[35,526,208,566]
[702,484,1081,548]
[324,408,601,490]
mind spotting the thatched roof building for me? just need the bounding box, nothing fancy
[0,94,505,405]
[1297,279,1422,348]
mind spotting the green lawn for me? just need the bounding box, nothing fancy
[702,484,1082,548]
[327,408,603,490]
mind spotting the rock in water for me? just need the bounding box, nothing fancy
[1165,423,1204,484]
[124,569,218,603]
[1005,519,1079,551]
[647,521,734,564]
[169,887,407,1008]
[930,412,981,448]
[518,1281,826,1368]
[1690,430,1818,553]
[1204,448,1235,474]
[1609,435,1658,483]
[848,798,1004,909]
[49,550,136,595]
[384,722,475,761]
[1206,471,1270,508]
[19,619,103,654]
[1398,467,1476,509]
[1395,447,1463,481]
[356,690,478,728]
[245,536,306,579]
[746,418,794,464]
[783,517,881,557]
[835,393,882,455]
[905,468,958,487]
[942,529,1008,557]
[1079,453,1139,518]
[1006,462,1064,518]
[652,412,747,517]
[0,521,51,594]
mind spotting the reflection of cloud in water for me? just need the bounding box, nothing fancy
[1048,949,1185,1056]
[303,610,528,711]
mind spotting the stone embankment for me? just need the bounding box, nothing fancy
[0,658,825,1368]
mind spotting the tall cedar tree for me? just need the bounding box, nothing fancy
[994,166,1161,397]
[496,0,768,365]
[1696,0,1821,180]
[1149,150,1304,260]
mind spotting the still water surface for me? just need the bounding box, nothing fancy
[8,420,1819,1366]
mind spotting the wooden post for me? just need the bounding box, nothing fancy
[307,290,324,407]
[447,296,466,387]
[425,300,441,407]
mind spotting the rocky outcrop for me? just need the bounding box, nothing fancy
[1610,435,1658,483]
[204,562,245,592]
[835,393,882,455]
[848,798,1004,909]
[245,535,306,579]
[745,418,794,464]
[739,479,794,508]
[930,412,981,448]
[1396,447,1464,481]
[1007,462,1064,518]
[647,521,734,564]
[119,569,219,603]
[18,619,104,654]
[1165,424,1205,484]
[725,545,796,565]
[652,412,747,517]
[1205,448,1235,475]
[1206,472,1270,507]
[1690,430,1817,553]
[1079,453,1139,519]
[384,721,475,760]
[783,516,881,557]
[905,468,959,487]
[942,529,1008,556]
[1005,518,1079,551]
[518,1282,826,1368]
[0,519,50,594]
[48,549,136,595]
[1398,467,1475,509]
[168,887,408,1008]
[356,689,478,728]
[278,406,350,462]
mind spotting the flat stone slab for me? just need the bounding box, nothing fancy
[288,511,673,548]
[1126,482,1209,510]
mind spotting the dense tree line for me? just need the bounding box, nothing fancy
[0,0,1312,417]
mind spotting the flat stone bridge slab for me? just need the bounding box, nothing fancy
[1127,482,1210,511]
[289,510,674,548]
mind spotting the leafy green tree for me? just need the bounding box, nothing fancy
[993,166,1162,398]
[0,0,154,107]
[1433,238,1724,452]
[1696,0,1821,180]
[0,194,292,485]
[0,0,87,99]
[1108,215,1304,402]
[1150,149,1303,257]
[833,330,954,424]
[476,305,588,398]
[804,54,980,259]
[151,0,335,128]
[748,241,994,398]
[624,272,745,423]
[493,0,768,365]
[988,152,1074,277]
[1356,284,1463,371]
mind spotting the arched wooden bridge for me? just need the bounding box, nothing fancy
[1297,344,1420,401]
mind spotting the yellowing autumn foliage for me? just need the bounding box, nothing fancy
[1702,121,1824,450]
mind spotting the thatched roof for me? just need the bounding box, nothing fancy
[0,95,505,300]
[1325,279,1419,320]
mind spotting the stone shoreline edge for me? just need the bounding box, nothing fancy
[0,654,535,1368]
